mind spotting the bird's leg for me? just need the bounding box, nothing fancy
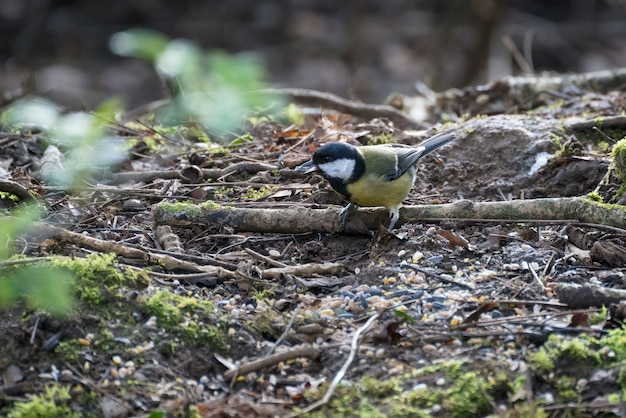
[387,208,399,231]
[339,203,355,231]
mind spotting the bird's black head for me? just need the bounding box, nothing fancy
[310,142,364,182]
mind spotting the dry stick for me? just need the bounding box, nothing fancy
[107,162,277,185]
[528,263,546,292]
[244,248,288,268]
[152,197,626,234]
[566,115,626,131]
[267,306,301,356]
[0,179,38,204]
[283,130,315,154]
[30,221,211,273]
[264,88,424,129]
[223,345,320,380]
[22,222,341,283]
[293,313,379,417]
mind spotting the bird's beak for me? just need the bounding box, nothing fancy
[294,160,318,173]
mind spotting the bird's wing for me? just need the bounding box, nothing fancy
[383,148,425,181]
[384,131,456,181]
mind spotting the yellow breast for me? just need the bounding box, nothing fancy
[346,171,415,209]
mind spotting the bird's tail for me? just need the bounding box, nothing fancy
[418,131,456,157]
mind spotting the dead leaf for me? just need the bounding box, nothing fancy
[439,229,469,249]
[590,241,626,267]
[569,312,590,328]
[268,189,292,199]
[463,302,501,324]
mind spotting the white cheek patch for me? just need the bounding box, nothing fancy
[318,158,356,181]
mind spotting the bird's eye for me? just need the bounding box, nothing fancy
[322,155,333,163]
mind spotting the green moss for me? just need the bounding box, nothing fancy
[529,334,600,376]
[530,348,555,372]
[586,191,603,202]
[143,290,226,350]
[555,375,580,402]
[0,191,20,202]
[180,126,211,143]
[243,185,276,200]
[6,385,80,418]
[590,306,608,325]
[54,340,84,362]
[504,403,549,418]
[249,310,282,340]
[366,132,396,145]
[302,359,510,417]
[214,188,234,199]
[611,137,626,181]
[360,375,400,398]
[446,375,491,415]
[51,253,149,306]
[582,196,626,211]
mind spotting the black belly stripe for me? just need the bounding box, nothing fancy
[328,177,350,200]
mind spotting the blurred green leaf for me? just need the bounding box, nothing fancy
[393,309,415,324]
[230,133,254,145]
[17,266,75,316]
[0,98,59,129]
[156,39,201,78]
[109,28,169,61]
[0,266,74,316]
[0,205,43,260]
[109,30,285,141]
[0,278,17,306]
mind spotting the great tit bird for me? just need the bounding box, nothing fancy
[295,131,456,230]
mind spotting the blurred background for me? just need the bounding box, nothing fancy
[1,0,626,110]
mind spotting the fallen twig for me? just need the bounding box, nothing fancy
[0,179,38,204]
[153,197,626,234]
[223,345,320,380]
[267,306,301,356]
[292,313,379,417]
[555,282,626,308]
[264,88,424,129]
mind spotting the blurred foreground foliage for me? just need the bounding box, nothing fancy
[111,28,283,139]
[0,29,279,315]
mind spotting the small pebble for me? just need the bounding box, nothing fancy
[390,290,410,298]
[411,251,424,263]
[413,383,428,391]
[368,288,383,296]
[122,199,145,211]
[426,255,443,263]
[118,367,128,379]
[435,377,446,386]
[145,316,158,329]
[431,302,448,311]
[397,250,407,258]
[112,356,123,366]
[268,249,281,258]
[422,344,437,354]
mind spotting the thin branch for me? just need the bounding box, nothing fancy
[293,313,379,416]
[223,345,320,380]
